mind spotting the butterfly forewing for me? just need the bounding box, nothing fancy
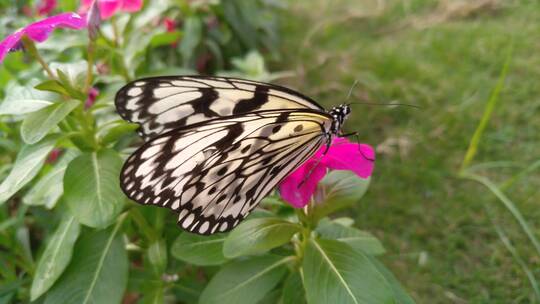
[115,76,324,140]
[120,110,331,234]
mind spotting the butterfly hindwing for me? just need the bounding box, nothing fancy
[115,75,325,140]
[120,109,331,234]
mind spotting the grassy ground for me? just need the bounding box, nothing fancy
[276,0,540,302]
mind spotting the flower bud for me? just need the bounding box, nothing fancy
[84,87,99,109]
[87,0,101,41]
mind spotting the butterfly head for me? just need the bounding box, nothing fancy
[328,104,351,134]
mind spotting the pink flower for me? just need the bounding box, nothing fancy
[84,87,100,109]
[0,13,86,63]
[46,149,63,164]
[163,17,176,32]
[279,137,375,208]
[79,0,143,19]
[37,0,57,16]
[163,17,180,47]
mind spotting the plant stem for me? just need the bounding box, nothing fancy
[21,37,56,80]
[111,16,120,47]
[294,208,312,265]
[129,207,157,241]
[85,39,96,94]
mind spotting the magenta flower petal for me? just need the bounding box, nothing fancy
[24,13,86,42]
[0,31,24,62]
[80,0,142,19]
[279,137,375,208]
[121,0,143,12]
[98,0,122,19]
[279,160,327,208]
[322,138,375,178]
[0,13,85,63]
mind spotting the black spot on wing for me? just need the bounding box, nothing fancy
[233,85,269,114]
[190,88,220,118]
[214,123,244,150]
[275,111,290,124]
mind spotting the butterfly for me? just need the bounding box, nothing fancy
[115,76,351,235]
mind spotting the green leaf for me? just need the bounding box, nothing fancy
[171,233,227,266]
[44,220,128,304]
[180,16,202,66]
[369,257,416,304]
[147,239,167,275]
[64,149,124,228]
[100,122,139,146]
[23,150,79,208]
[140,284,164,304]
[59,0,77,12]
[51,61,87,100]
[199,255,291,304]
[50,61,87,89]
[223,218,301,258]
[0,135,58,204]
[0,81,55,115]
[231,51,267,77]
[311,171,370,221]
[21,100,79,144]
[303,238,393,304]
[316,218,385,255]
[0,280,21,304]
[35,80,70,96]
[150,31,182,48]
[257,289,282,304]
[281,271,306,304]
[0,292,14,304]
[173,276,204,304]
[222,1,257,49]
[31,215,80,301]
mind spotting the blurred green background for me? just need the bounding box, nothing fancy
[276,0,539,302]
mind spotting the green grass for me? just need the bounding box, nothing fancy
[277,0,540,302]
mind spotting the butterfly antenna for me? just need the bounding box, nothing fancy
[347,102,422,109]
[346,79,360,100]
[343,80,420,109]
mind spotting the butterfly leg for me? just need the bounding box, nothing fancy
[297,133,332,188]
[340,131,374,162]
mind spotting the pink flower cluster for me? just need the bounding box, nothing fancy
[0,0,143,63]
[280,137,375,208]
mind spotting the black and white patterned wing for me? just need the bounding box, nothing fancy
[115,76,324,140]
[120,109,332,234]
